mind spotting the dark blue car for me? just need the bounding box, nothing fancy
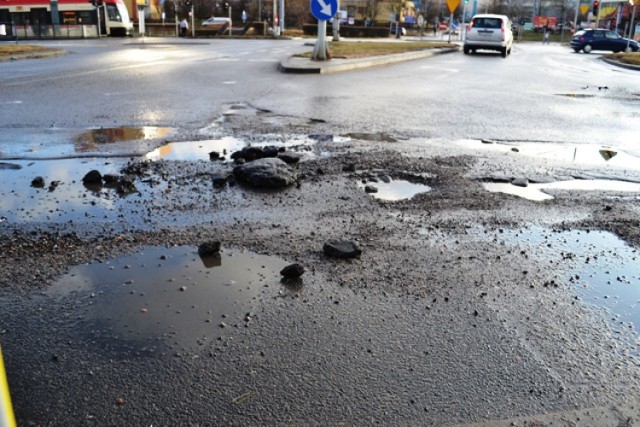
[571,29,639,53]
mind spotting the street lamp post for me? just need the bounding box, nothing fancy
[628,0,636,50]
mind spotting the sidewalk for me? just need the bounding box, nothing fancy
[279,35,461,74]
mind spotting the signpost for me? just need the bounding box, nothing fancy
[446,0,460,42]
[310,0,337,60]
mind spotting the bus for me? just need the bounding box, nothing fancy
[0,0,133,38]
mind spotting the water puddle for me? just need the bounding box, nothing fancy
[454,140,640,170]
[498,228,640,337]
[144,136,245,161]
[357,179,431,201]
[143,134,345,162]
[484,179,640,201]
[48,246,289,353]
[0,158,160,225]
[0,127,174,159]
[74,127,174,151]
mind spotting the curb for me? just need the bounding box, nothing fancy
[601,56,640,71]
[0,48,66,62]
[279,47,460,74]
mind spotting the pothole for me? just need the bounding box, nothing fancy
[144,134,348,162]
[483,179,640,201]
[74,127,174,150]
[498,227,640,339]
[357,178,431,201]
[47,246,290,354]
[455,140,640,170]
[0,158,161,225]
[0,127,175,160]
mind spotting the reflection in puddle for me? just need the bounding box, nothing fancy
[144,137,245,161]
[75,127,174,151]
[454,140,640,170]
[0,158,159,225]
[144,134,338,162]
[499,228,640,337]
[357,179,431,201]
[484,179,640,201]
[48,247,288,352]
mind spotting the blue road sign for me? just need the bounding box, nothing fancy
[310,0,337,21]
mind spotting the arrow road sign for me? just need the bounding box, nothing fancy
[311,0,337,21]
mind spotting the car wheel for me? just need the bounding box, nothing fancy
[583,44,592,53]
[501,47,507,58]
[572,48,580,52]
[463,46,470,54]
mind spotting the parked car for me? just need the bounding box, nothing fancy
[201,17,231,30]
[464,14,513,58]
[571,29,639,53]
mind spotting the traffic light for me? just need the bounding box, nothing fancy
[593,0,599,15]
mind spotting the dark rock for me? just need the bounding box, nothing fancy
[379,175,391,183]
[343,163,357,173]
[116,177,137,195]
[231,147,266,162]
[280,263,305,279]
[82,170,103,184]
[212,174,228,187]
[261,146,279,158]
[233,158,297,189]
[103,174,119,185]
[31,177,45,188]
[511,177,529,188]
[209,151,221,161]
[278,151,303,164]
[323,240,362,259]
[198,241,221,257]
[48,181,60,192]
[0,162,22,170]
[364,185,378,193]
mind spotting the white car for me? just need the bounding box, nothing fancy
[202,17,231,30]
[464,14,513,58]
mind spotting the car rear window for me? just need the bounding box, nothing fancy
[472,17,503,29]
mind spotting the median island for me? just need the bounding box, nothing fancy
[295,41,458,59]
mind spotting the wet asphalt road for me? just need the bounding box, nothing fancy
[1,38,639,153]
[1,38,640,426]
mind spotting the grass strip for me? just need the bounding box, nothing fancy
[603,52,640,66]
[296,41,457,59]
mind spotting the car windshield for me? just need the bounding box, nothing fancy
[605,30,619,39]
[473,18,503,29]
[573,30,586,37]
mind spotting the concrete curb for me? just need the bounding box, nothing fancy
[279,47,460,74]
[601,56,640,71]
[0,48,66,62]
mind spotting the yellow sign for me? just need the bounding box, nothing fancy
[580,5,589,14]
[446,0,460,13]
